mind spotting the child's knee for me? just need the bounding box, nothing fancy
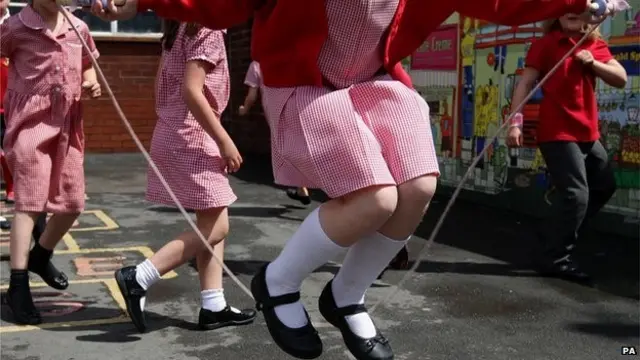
[398,175,437,208]
[346,185,398,223]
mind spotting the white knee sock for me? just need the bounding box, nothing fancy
[201,289,241,313]
[135,259,161,311]
[331,232,409,338]
[266,207,346,329]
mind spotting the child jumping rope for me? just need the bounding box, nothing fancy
[1,0,101,325]
[239,60,312,206]
[507,13,627,283]
[93,0,623,358]
[113,20,256,333]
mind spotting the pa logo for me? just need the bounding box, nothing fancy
[622,346,638,355]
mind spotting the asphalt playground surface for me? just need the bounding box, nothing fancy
[0,154,638,360]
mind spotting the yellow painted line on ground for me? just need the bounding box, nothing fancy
[69,209,119,232]
[0,316,130,334]
[1,209,119,233]
[54,246,178,279]
[62,233,80,252]
[104,278,127,313]
[0,278,104,290]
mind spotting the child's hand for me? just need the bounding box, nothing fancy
[220,139,243,174]
[82,80,101,98]
[238,105,248,116]
[575,50,595,66]
[506,126,523,148]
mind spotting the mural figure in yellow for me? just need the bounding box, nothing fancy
[460,18,479,139]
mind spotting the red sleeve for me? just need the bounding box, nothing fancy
[525,37,547,72]
[591,39,614,63]
[455,0,588,26]
[137,0,262,30]
[389,63,413,89]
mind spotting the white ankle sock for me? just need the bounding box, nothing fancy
[331,232,409,338]
[201,289,240,313]
[266,207,346,329]
[135,259,161,311]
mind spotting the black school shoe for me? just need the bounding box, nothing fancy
[6,270,42,325]
[319,280,393,360]
[114,266,148,333]
[251,264,323,359]
[28,244,69,290]
[286,188,311,206]
[198,306,257,330]
[540,254,592,285]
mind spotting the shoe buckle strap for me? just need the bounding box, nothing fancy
[256,292,300,311]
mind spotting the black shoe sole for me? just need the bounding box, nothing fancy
[198,316,256,331]
[115,270,147,333]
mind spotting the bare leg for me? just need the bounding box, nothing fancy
[197,239,225,291]
[9,212,38,269]
[149,207,228,276]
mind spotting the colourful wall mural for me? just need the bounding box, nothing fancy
[410,7,640,220]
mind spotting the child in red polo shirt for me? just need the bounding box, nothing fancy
[507,14,627,283]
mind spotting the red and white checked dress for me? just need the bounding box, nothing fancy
[0,7,99,213]
[146,25,236,210]
[262,0,439,198]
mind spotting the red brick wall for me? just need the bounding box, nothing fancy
[84,41,161,153]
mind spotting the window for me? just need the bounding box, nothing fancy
[8,1,161,40]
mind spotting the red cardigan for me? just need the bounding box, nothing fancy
[138,0,587,88]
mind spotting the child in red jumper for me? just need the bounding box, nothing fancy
[507,15,627,283]
[91,0,621,359]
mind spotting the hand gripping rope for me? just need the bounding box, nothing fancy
[58,3,610,318]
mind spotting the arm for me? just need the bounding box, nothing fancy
[455,0,589,26]
[80,22,100,70]
[591,59,627,88]
[510,67,540,116]
[137,0,260,30]
[182,60,232,146]
[242,87,259,111]
[82,66,98,84]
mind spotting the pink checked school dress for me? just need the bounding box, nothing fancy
[146,25,236,210]
[0,7,98,213]
[261,0,439,198]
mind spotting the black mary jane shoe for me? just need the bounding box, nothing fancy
[114,266,148,333]
[198,306,257,330]
[28,260,69,290]
[251,264,323,359]
[286,188,311,206]
[319,280,393,360]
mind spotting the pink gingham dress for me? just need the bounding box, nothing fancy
[244,61,262,88]
[262,0,439,198]
[0,6,99,213]
[145,25,235,210]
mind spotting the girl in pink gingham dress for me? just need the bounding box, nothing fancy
[239,60,312,206]
[0,0,101,326]
[113,21,255,334]
[257,1,439,358]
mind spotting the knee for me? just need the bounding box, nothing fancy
[565,187,589,208]
[351,185,399,223]
[398,175,437,208]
